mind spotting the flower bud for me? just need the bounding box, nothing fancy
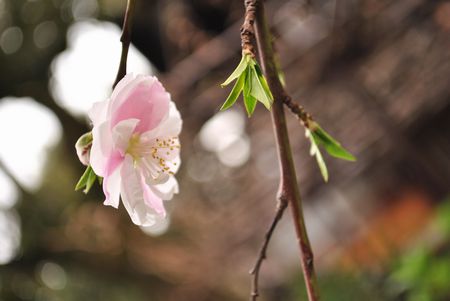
[75,132,93,166]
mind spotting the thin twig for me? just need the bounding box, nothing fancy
[113,0,136,88]
[247,0,321,300]
[283,96,313,129]
[250,196,288,301]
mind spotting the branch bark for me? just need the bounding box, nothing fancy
[247,1,321,300]
[113,0,136,88]
[241,0,257,57]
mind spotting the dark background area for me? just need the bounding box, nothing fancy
[0,0,449,300]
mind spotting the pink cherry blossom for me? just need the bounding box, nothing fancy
[88,74,182,226]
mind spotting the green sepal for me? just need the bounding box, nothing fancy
[306,129,329,182]
[310,123,356,161]
[221,55,249,87]
[75,165,98,194]
[220,69,246,111]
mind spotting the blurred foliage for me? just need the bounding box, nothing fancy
[387,198,450,301]
[286,271,386,301]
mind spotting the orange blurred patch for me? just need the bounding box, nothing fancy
[434,2,450,31]
[338,189,434,271]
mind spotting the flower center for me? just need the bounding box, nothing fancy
[126,134,180,176]
[126,133,142,160]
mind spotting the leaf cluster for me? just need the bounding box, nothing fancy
[220,54,273,116]
[306,122,355,182]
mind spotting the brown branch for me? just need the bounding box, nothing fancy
[247,1,321,300]
[250,196,288,301]
[113,0,136,88]
[241,0,257,57]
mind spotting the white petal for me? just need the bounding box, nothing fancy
[90,121,112,176]
[140,158,170,185]
[120,155,162,226]
[170,156,181,174]
[112,118,139,155]
[103,163,121,208]
[151,176,179,200]
[158,101,182,137]
[88,99,109,125]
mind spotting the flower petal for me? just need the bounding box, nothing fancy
[111,77,170,134]
[140,170,166,216]
[159,101,182,137]
[140,101,182,140]
[140,158,170,185]
[151,176,179,201]
[103,161,122,208]
[110,73,141,102]
[88,99,109,125]
[90,121,113,176]
[120,155,164,226]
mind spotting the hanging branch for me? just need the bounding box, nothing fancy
[113,0,136,88]
[242,0,321,300]
[250,196,288,300]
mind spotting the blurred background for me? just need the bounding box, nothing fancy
[0,0,449,300]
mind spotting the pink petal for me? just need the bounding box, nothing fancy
[111,78,170,134]
[109,74,145,110]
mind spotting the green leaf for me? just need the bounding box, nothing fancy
[84,167,97,194]
[221,55,249,87]
[244,93,257,117]
[220,70,246,111]
[251,64,273,110]
[254,63,273,100]
[243,67,257,116]
[75,166,91,190]
[311,123,356,161]
[75,165,98,194]
[306,129,328,182]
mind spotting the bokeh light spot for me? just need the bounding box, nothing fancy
[72,0,98,21]
[50,21,153,116]
[0,26,23,54]
[0,97,62,189]
[33,21,58,49]
[198,109,250,167]
[0,210,21,265]
[39,261,67,290]
[0,169,18,210]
